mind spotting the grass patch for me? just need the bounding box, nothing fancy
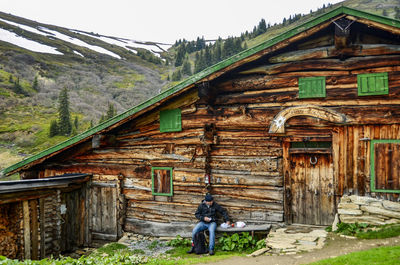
[148,240,161,250]
[147,245,243,265]
[0,103,91,158]
[0,148,22,171]
[310,245,400,265]
[326,223,400,239]
[132,249,145,255]
[114,73,145,89]
[93,243,128,256]
[357,224,400,239]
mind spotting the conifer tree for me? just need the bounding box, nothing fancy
[49,119,59,137]
[171,69,182,81]
[58,88,72,135]
[99,114,105,124]
[106,103,117,120]
[181,60,192,76]
[213,41,222,64]
[74,116,79,130]
[223,37,235,58]
[196,36,205,50]
[204,45,212,67]
[258,19,267,35]
[194,50,206,73]
[175,44,186,67]
[71,126,77,136]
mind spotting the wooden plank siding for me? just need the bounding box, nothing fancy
[333,125,400,201]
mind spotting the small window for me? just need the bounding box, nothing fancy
[160,109,181,132]
[151,167,173,196]
[357,72,388,96]
[298,76,326,98]
[370,140,400,193]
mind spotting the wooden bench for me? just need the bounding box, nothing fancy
[215,224,272,237]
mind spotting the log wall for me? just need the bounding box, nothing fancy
[24,25,400,234]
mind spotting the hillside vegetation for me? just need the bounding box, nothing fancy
[0,0,399,173]
[0,11,171,168]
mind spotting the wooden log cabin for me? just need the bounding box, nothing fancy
[1,6,400,257]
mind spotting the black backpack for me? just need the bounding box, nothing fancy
[193,231,208,254]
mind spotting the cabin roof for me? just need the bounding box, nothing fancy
[2,6,400,177]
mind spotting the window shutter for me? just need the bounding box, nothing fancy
[357,72,389,96]
[298,77,326,98]
[160,108,181,132]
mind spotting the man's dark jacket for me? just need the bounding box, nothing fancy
[195,201,229,223]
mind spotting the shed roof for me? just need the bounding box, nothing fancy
[2,6,400,176]
[0,173,90,194]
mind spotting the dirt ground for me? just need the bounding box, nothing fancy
[197,234,400,265]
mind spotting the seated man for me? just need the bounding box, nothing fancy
[187,193,230,255]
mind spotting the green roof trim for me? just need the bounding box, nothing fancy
[2,6,400,176]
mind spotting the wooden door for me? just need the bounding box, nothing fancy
[89,182,118,242]
[60,189,86,252]
[287,152,335,225]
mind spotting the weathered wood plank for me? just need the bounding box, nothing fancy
[92,232,117,241]
[23,200,31,260]
[30,200,39,260]
[269,44,400,63]
[39,198,45,258]
[241,55,400,75]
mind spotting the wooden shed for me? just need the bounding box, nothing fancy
[0,174,90,259]
[1,6,400,253]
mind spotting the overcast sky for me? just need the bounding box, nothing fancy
[0,0,344,44]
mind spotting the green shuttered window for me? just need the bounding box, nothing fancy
[357,72,389,96]
[370,140,400,193]
[160,108,181,132]
[298,77,326,98]
[151,167,173,196]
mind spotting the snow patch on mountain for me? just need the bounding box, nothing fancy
[39,27,121,59]
[73,50,84,57]
[0,28,63,54]
[71,30,171,57]
[0,18,49,36]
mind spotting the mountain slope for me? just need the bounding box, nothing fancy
[0,11,172,164]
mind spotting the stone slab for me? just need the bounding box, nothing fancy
[338,208,363,215]
[383,200,400,212]
[338,202,360,210]
[360,206,400,219]
[350,195,381,205]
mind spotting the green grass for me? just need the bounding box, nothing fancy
[114,73,145,89]
[357,224,400,239]
[310,245,400,265]
[146,246,243,265]
[327,223,400,239]
[0,102,92,161]
[94,243,128,256]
